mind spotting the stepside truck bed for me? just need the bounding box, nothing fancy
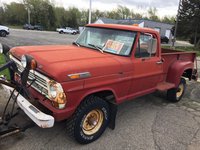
[161,48,197,81]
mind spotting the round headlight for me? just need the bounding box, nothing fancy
[48,80,67,109]
[21,55,27,68]
[49,84,57,98]
[0,43,3,54]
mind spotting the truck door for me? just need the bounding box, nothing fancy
[129,32,164,96]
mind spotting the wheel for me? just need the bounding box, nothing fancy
[167,78,186,102]
[0,30,7,37]
[67,96,110,144]
[59,31,64,34]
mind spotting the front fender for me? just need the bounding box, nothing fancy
[166,60,194,87]
[79,88,118,104]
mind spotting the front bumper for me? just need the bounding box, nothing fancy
[5,29,9,35]
[1,84,55,128]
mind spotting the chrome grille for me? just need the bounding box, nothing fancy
[10,55,49,97]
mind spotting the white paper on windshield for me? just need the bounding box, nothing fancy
[103,40,124,54]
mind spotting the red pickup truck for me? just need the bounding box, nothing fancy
[0,24,198,144]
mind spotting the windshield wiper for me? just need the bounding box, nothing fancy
[72,41,80,47]
[88,43,104,53]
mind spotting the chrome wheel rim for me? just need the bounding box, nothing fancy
[176,83,184,98]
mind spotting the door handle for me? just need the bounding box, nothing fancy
[156,60,163,64]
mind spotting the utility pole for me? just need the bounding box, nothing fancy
[28,8,31,24]
[172,0,182,47]
[24,3,31,25]
[88,0,92,24]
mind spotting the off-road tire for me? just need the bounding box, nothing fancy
[167,78,186,102]
[66,96,110,144]
[0,30,7,37]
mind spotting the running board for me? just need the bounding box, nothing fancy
[156,82,175,91]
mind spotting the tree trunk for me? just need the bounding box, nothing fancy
[194,25,198,47]
[197,39,200,49]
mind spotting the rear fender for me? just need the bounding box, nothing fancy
[166,60,194,87]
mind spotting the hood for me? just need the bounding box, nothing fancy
[10,45,122,82]
[0,25,9,31]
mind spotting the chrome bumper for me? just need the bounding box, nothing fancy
[1,84,54,128]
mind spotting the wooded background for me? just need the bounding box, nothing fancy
[0,0,199,47]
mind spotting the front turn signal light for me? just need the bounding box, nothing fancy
[31,59,37,70]
[52,92,67,109]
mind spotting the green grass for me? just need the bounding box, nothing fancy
[162,46,200,56]
[0,54,5,64]
[0,54,10,79]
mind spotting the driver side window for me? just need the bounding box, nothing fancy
[135,33,157,58]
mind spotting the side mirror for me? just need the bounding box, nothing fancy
[151,38,157,54]
[147,38,157,56]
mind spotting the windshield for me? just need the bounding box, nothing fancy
[76,27,136,56]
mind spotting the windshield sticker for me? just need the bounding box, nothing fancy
[103,40,124,54]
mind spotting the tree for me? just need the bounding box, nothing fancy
[3,2,26,25]
[116,5,131,19]
[79,9,89,26]
[66,7,81,28]
[147,7,159,21]
[92,9,106,22]
[54,7,68,27]
[0,0,178,32]
[105,5,132,20]
[131,12,143,19]
[177,0,200,47]
[161,16,175,24]
[106,10,121,19]
[0,6,5,24]
[23,0,56,30]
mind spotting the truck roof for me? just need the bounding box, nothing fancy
[87,24,159,35]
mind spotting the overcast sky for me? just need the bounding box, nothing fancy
[1,0,179,17]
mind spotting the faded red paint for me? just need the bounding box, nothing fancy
[10,24,197,121]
